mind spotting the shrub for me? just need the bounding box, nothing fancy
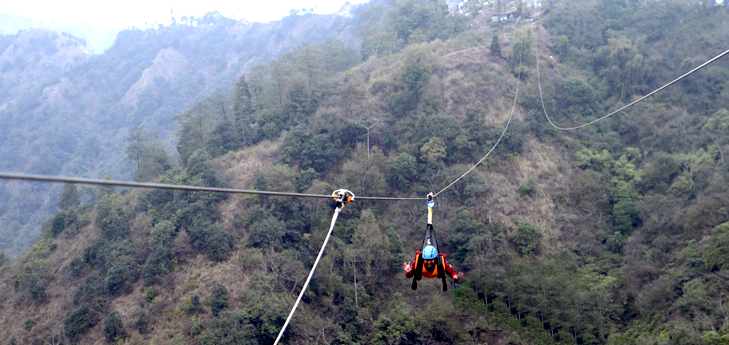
[103,310,126,342]
[106,262,138,296]
[210,284,229,317]
[703,222,729,271]
[145,286,158,303]
[64,304,96,342]
[518,183,533,197]
[189,319,204,336]
[24,318,34,331]
[187,294,204,314]
[134,309,149,334]
[64,257,86,280]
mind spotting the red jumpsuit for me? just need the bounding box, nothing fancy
[404,251,458,279]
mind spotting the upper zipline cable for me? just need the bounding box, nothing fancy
[534,23,729,131]
[434,24,526,198]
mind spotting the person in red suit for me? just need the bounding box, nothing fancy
[402,245,464,282]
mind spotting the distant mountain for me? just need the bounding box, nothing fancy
[0,14,50,34]
[0,13,116,54]
[0,7,367,258]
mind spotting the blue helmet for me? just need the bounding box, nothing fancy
[422,245,438,260]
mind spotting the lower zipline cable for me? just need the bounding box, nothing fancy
[534,23,729,131]
[273,190,353,345]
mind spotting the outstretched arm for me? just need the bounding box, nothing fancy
[442,259,463,282]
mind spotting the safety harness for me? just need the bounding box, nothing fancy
[411,194,448,292]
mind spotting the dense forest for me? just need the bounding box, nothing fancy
[2,0,729,344]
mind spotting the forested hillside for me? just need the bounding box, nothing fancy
[0,5,367,258]
[1,0,729,344]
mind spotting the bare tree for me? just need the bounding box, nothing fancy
[345,250,360,308]
[358,117,381,159]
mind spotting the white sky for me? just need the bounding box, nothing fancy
[1,0,370,30]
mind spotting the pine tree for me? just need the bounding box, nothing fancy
[490,34,502,57]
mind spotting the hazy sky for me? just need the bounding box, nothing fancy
[1,0,369,30]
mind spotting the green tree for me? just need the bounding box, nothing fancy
[124,126,172,182]
[13,257,50,303]
[511,221,542,256]
[490,34,502,57]
[557,78,600,124]
[45,209,78,238]
[142,247,171,285]
[510,26,535,77]
[341,144,388,197]
[211,283,230,317]
[145,286,158,303]
[57,183,80,210]
[352,209,392,277]
[611,181,641,237]
[0,250,9,266]
[400,50,431,114]
[597,33,657,99]
[187,294,204,314]
[372,293,419,345]
[446,209,487,264]
[175,101,218,166]
[64,304,96,342]
[233,75,253,126]
[133,309,148,334]
[703,222,729,271]
[388,152,417,189]
[199,310,257,345]
[95,194,129,240]
[420,137,447,167]
[106,261,138,296]
[97,175,116,199]
[103,310,126,342]
[282,72,313,126]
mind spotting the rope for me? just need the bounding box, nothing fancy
[273,201,346,345]
[534,24,729,131]
[434,24,526,198]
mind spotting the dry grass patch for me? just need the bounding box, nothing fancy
[214,137,284,190]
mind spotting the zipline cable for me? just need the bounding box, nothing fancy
[534,23,729,131]
[0,172,334,199]
[434,23,526,198]
[0,172,425,200]
[273,190,353,345]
